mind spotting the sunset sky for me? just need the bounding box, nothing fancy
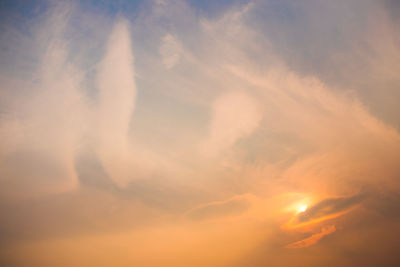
[1,0,400,266]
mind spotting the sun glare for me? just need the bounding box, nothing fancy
[298,205,307,213]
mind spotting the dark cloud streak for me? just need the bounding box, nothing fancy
[296,195,365,223]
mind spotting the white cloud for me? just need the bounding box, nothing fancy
[201,91,262,157]
[0,4,85,196]
[159,33,183,69]
[95,19,137,187]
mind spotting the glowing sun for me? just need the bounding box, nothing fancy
[298,205,307,213]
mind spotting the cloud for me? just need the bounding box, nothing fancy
[185,196,250,220]
[0,3,85,197]
[285,225,336,249]
[95,18,137,188]
[159,33,183,69]
[201,91,262,157]
[1,1,400,266]
[294,195,365,225]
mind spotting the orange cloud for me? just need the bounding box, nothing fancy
[285,225,336,249]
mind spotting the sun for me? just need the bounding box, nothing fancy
[298,205,307,213]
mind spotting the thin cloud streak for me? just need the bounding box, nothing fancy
[285,225,336,249]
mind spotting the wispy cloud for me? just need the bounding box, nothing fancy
[201,91,262,157]
[159,33,182,69]
[95,18,137,187]
[285,225,336,248]
[1,0,400,266]
[293,195,365,226]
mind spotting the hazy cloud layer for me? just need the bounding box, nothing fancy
[1,0,400,266]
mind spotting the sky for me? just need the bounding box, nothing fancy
[0,0,400,266]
